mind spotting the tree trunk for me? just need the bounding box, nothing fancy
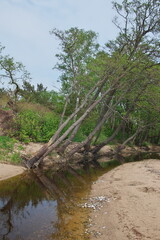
[25,68,149,168]
[92,120,125,154]
[57,123,81,153]
[26,85,114,168]
[66,79,136,158]
[48,76,108,145]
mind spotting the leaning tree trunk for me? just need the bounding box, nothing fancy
[27,64,131,169]
[57,123,81,153]
[58,87,117,154]
[25,84,115,168]
[25,64,147,169]
[92,120,126,155]
[48,75,109,145]
[113,126,144,161]
[25,68,136,168]
[69,79,148,159]
[66,78,137,158]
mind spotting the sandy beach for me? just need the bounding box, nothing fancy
[0,163,25,181]
[89,159,160,240]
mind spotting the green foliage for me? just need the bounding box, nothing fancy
[51,27,99,91]
[0,135,16,150]
[10,152,21,163]
[1,0,160,150]
[0,136,22,164]
[19,81,64,112]
[0,44,30,102]
[12,109,60,143]
[51,27,100,113]
[73,130,86,142]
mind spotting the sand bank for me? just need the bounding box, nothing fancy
[0,163,25,181]
[89,159,160,240]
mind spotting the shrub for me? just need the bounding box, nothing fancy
[12,109,60,143]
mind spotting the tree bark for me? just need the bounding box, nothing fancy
[26,84,114,168]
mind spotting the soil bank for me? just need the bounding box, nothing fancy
[89,159,160,240]
[0,163,25,181]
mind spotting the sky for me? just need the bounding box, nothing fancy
[0,0,119,91]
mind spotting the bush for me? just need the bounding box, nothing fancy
[12,109,60,143]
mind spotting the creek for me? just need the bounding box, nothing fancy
[0,152,159,240]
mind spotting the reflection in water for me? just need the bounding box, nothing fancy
[0,164,109,240]
[1,201,57,240]
[0,174,58,240]
[0,153,158,240]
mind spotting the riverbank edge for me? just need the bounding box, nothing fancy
[0,163,26,181]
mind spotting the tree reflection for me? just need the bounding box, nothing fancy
[0,167,93,240]
[0,173,51,239]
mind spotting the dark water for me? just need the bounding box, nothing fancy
[0,165,112,240]
[0,173,58,240]
[0,152,159,240]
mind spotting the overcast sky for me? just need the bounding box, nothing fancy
[0,0,119,91]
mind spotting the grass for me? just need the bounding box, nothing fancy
[10,152,21,164]
[0,136,22,164]
[0,136,15,150]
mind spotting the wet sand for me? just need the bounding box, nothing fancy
[89,159,160,240]
[0,163,25,181]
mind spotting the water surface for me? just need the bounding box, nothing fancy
[0,165,112,240]
[0,152,159,240]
